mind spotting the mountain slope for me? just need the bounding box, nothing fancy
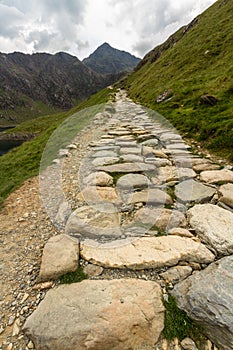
[0,51,117,125]
[124,0,233,160]
[83,43,140,74]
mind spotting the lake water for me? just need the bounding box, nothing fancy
[0,139,23,156]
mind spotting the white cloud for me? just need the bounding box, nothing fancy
[0,0,217,58]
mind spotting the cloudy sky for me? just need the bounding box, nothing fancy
[0,0,216,59]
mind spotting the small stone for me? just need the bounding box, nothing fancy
[83,264,104,277]
[20,293,29,304]
[7,344,13,350]
[168,228,194,238]
[27,340,35,349]
[160,266,192,284]
[8,315,15,326]
[0,325,5,335]
[181,338,198,350]
[12,318,21,336]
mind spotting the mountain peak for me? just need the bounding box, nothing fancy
[83,43,140,75]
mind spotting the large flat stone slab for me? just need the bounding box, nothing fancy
[23,279,164,350]
[187,204,233,255]
[65,204,121,238]
[200,169,233,184]
[39,235,79,281]
[80,236,214,269]
[172,256,233,350]
[91,150,119,158]
[97,162,156,173]
[175,179,216,203]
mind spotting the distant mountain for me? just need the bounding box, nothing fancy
[124,0,233,160]
[0,51,120,125]
[83,43,140,75]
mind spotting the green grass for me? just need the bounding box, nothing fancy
[0,88,113,207]
[123,0,233,161]
[163,295,206,347]
[60,267,88,284]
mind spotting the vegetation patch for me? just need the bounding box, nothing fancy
[60,267,88,284]
[163,294,206,347]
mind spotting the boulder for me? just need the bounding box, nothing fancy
[39,235,79,281]
[80,236,214,270]
[23,279,164,350]
[200,169,233,184]
[172,256,233,350]
[188,204,233,255]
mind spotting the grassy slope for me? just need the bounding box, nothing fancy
[0,88,112,207]
[125,0,233,160]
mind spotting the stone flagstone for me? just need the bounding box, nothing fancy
[131,207,186,231]
[116,174,151,190]
[77,186,120,204]
[80,236,214,269]
[92,157,119,167]
[219,183,233,208]
[39,235,79,281]
[84,172,113,187]
[200,169,233,184]
[23,279,164,350]
[97,162,156,173]
[65,204,121,238]
[122,188,173,206]
[188,203,233,255]
[175,179,216,203]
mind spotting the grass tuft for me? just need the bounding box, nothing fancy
[60,266,88,284]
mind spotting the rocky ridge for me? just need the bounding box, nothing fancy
[0,90,233,349]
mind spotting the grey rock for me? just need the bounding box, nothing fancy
[122,188,173,206]
[39,235,79,281]
[172,256,233,350]
[188,204,233,255]
[91,150,118,158]
[175,179,216,203]
[83,264,103,277]
[23,279,164,350]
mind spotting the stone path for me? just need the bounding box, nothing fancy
[1,90,233,349]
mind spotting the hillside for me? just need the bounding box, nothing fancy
[83,43,140,74]
[0,51,118,126]
[124,0,233,160]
